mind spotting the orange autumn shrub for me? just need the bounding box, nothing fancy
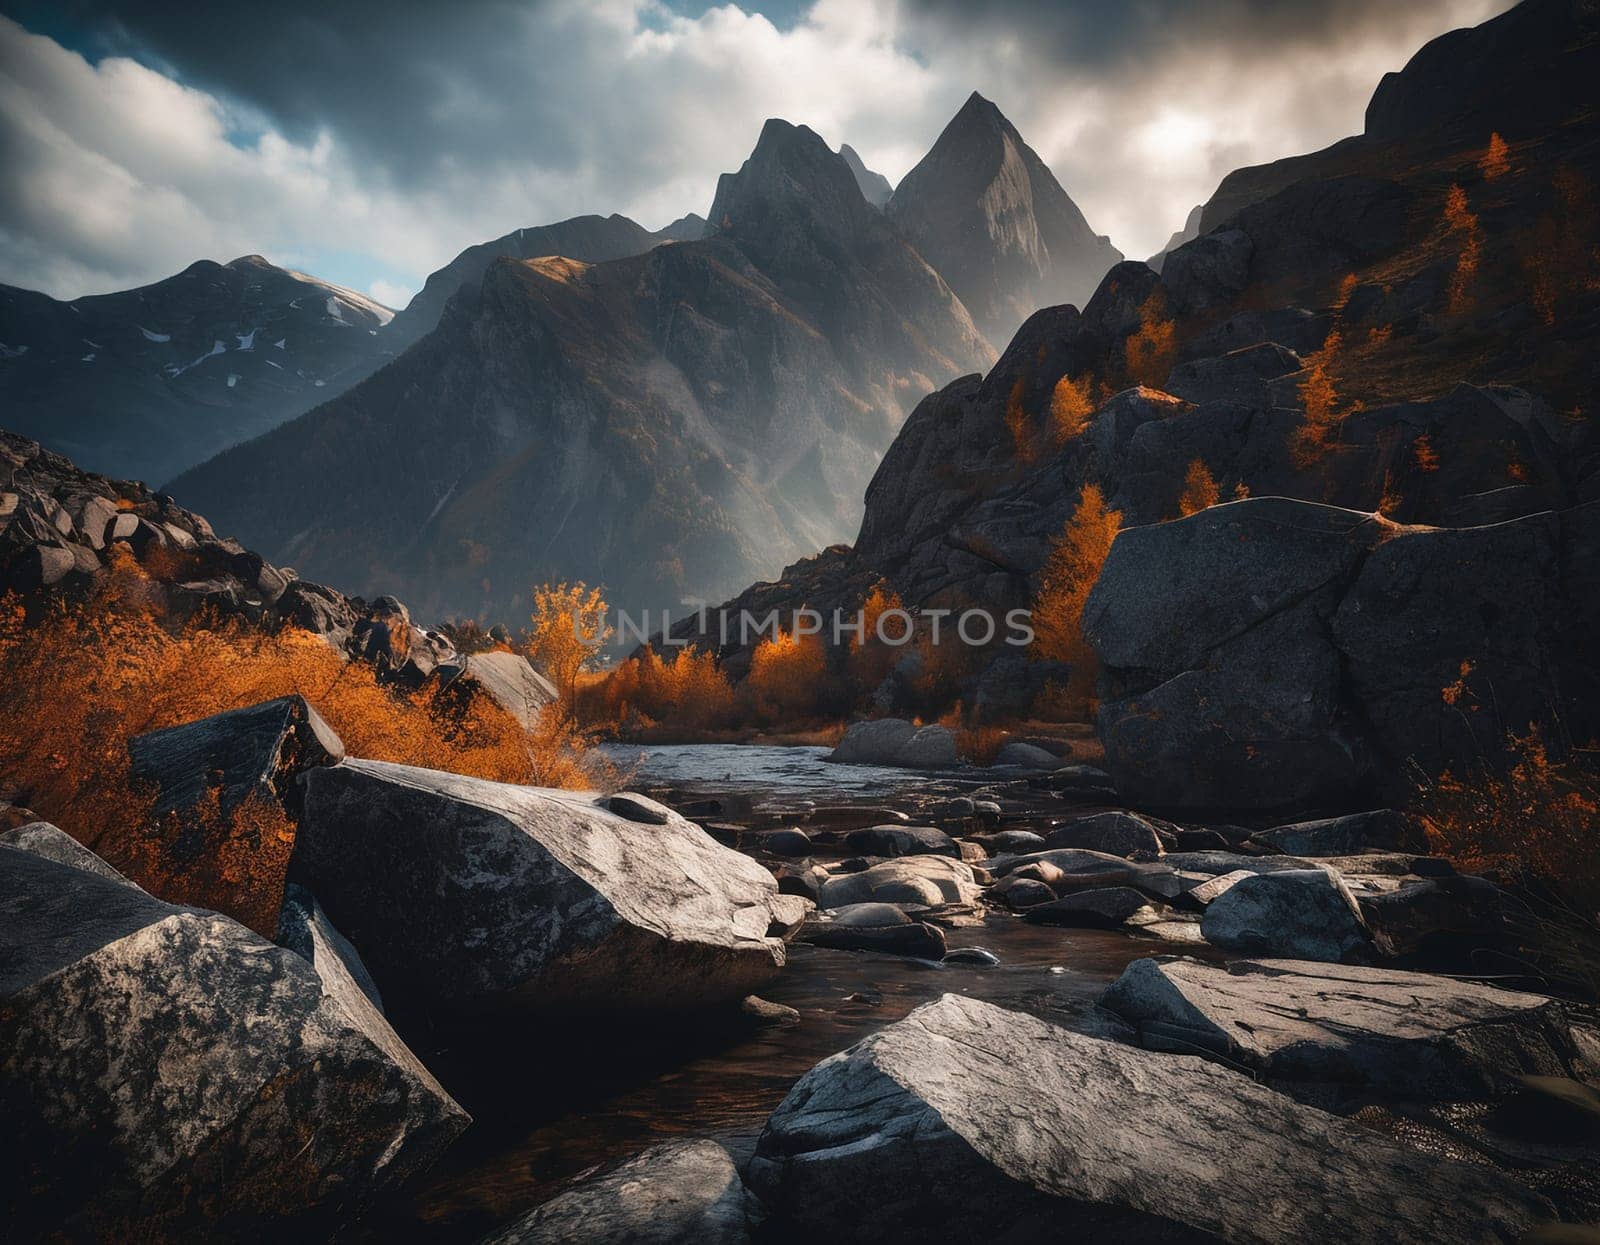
[1032,484,1123,717]
[848,581,907,691]
[1292,329,1344,466]
[1124,291,1177,388]
[0,551,595,930]
[746,629,828,723]
[524,581,612,707]
[1050,371,1096,442]
[1479,132,1511,180]
[1444,183,1482,314]
[1413,433,1441,473]
[1177,458,1220,516]
[587,645,736,731]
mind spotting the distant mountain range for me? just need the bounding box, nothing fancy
[3,93,1126,619]
[167,119,995,622]
[0,257,393,485]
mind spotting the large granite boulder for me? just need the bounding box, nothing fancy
[439,650,558,731]
[1042,811,1164,857]
[746,993,1552,1243]
[289,759,791,1013]
[1249,809,1424,857]
[1200,868,1372,962]
[481,1139,761,1245]
[828,719,958,769]
[816,856,982,909]
[0,846,468,1239]
[1101,958,1598,1101]
[843,824,959,859]
[125,696,345,933]
[799,903,948,959]
[1085,497,1600,811]
[1,821,141,887]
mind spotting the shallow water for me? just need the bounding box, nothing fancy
[369,745,1158,1241]
[599,740,971,801]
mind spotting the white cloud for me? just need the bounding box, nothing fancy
[367,277,413,309]
[0,0,1514,300]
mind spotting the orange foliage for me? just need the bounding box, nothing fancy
[524,581,612,707]
[1233,480,1251,501]
[1050,372,1096,442]
[1444,184,1482,314]
[585,645,735,732]
[0,551,595,931]
[1177,458,1220,517]
[1032,484,1123,717]
[1479,132,1511,181]
[746,629,828,723]
[1004,375,1035,464]
[1124,291,1177,388]
[849,581,906,690]
[1413,434,1441,473]
[1524,167,1600,327]
[1293,329,1344,466]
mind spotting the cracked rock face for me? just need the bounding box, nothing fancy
[1102,958,1599,1100]
[290,759,790,1013]
[0,847,469,1239]
[1084,496,1600,812]
[481,1139,762,1245]
[747,993,1552,1244]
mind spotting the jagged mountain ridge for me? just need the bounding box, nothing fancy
[888,91,1123,348]
[168,120,994,623]
[839,144,893,208]
[0,256,393,486]
[382,212,696,350]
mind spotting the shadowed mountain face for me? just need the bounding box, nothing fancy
[382,213,691,350]
[676,0,1600,729]
[169,120,993,623]
[839,144,893,208]
[888,92,1123,348]
[0,256,393,486]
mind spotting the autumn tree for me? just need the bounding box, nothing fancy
[1444,184,1482,314]
[848,580,906,691]
[1177,459,1220,516]
[1124,291,1177,387]
[1050,371,1096,442]
[524,581,612,708]
[1293,329,1343,466]
[1479,132,1510,180]
[747,629,827,723]
[1032,484,1123,717]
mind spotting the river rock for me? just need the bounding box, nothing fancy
[290,759,791,1013]
[897,725,959,768]
[762,828,817,857]
[992,742,1061,769]
[1201,868,1372,962]
[975,829,1046,853]
[125,695,346,932]
[1043,811,1164,858]
[800,903,947,959]
[1250,809,1424,856]
[1,821,141,887]
[1357,875,1504,958]
[1,848,469,1239]
[992,875,1056,911]
[1102,957,1598,1099]
[828,718,915,764]
[481,1139,762,1245]
[844,824,959,859]
[606,792,674,824]
[275,881,385,1012]
[942,946,1001,967]
[988,848,1190,900]
[1022,887,1154,928]
[746,993,1552,1243]
[817,856,981,909]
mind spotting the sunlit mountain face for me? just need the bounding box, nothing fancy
[5,4,1600,1244]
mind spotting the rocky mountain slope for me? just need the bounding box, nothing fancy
[168,121,992,622]
[0,256,393,486]
[382,213,693,350]
[678,0,1600,805]
[839,143,893,208]
[888,92,1123,347]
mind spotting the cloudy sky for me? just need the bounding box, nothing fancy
[1,0,1511,305]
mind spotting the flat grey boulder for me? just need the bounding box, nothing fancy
[988,847,1190,900]
[817,856,981,909]
[1,821,141,888]
[747,993,1551,1243]
[442,650,558,731]
[1043,811,1164,858]
[1102,957,1598,1100]
[992,742,1060,769]
[291,759,790,1012]
[1022,887,1154,928]
[844,824,959,859]
[1201,868,1372,962]
[799,903,947,959]
[1250,809,1424,856]
[481,1139,761,1244]
[1,847,468,1238]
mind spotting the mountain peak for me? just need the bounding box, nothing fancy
[706,118,868,235]
[887,92,1121,346]
[838,143,892,208]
